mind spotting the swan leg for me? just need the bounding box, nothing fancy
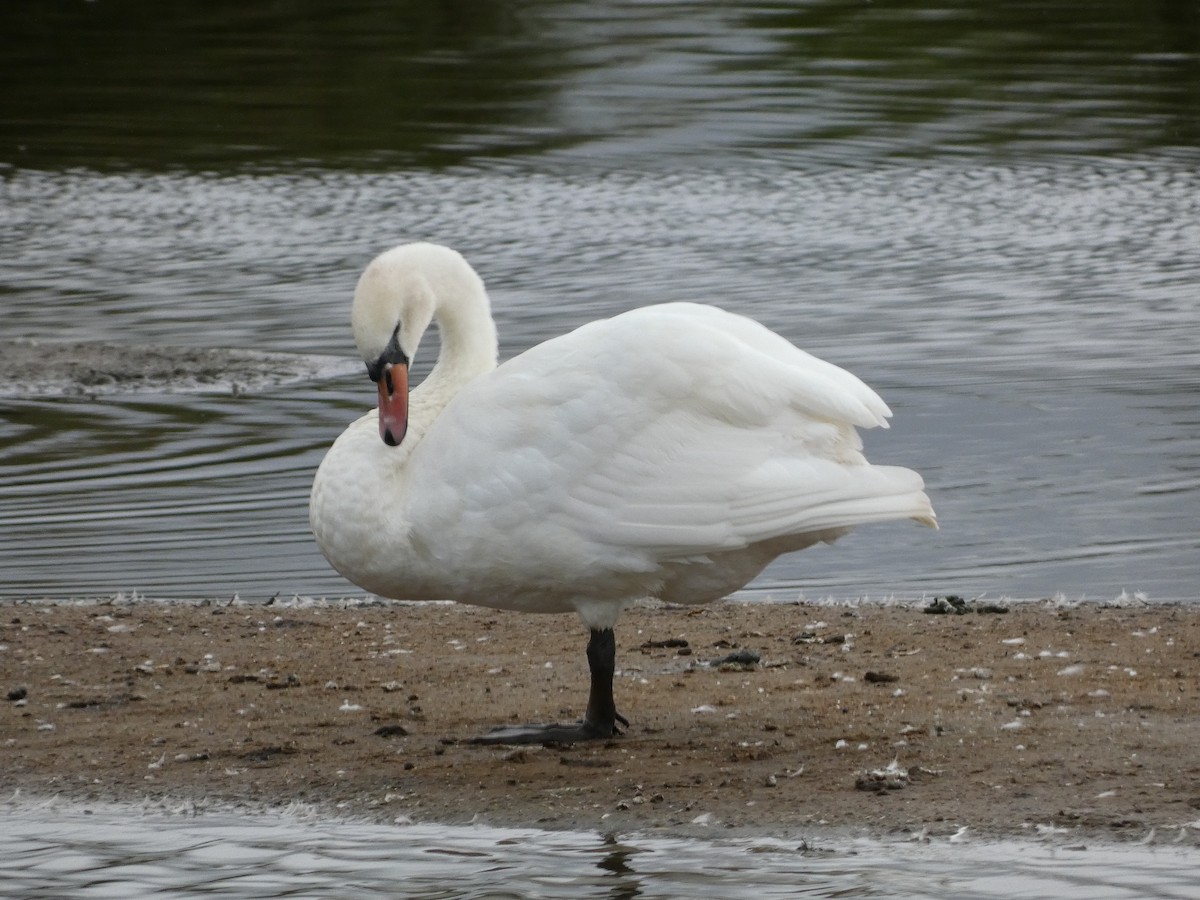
[470,628,627,745]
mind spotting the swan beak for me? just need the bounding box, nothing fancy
[377,361,409,447]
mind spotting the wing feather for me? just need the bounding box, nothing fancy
[408,303,934,576]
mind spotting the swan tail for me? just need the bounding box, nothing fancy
[732,462,937,541]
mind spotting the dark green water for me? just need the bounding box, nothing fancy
[4,0,1199,171]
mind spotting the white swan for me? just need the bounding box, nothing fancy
[310,243,936,743]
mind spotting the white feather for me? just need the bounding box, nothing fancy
[311,245,936,630]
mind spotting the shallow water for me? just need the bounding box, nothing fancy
[2,804,1199,900]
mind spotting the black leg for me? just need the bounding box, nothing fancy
[471,627,628,745]
[583,627,629,733]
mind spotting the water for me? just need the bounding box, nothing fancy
[2,164,1196,603]
[2,0,1199,893]
[3,1,1198,170]
[2,803,1199,900]
[1,3,1197,603]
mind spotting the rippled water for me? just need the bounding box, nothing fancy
[2,2,1199,893]
[2,163,1197,602]
[3,804,1199,900]
[3,3,1197,603]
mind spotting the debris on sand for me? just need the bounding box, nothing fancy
[864,671,899,684]
[924,596,968,615]
[924,596,1010,615]
[639,638,689,651]
[792,631,847,645]
[373,724,409,738]
[856,760,911,792]
[710,649,761,670]
[856,760,944,792]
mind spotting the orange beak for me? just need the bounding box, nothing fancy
[377,361,409,446]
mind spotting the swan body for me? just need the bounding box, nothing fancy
[310,243,936,742]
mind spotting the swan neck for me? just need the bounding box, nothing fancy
[421,285,498,401]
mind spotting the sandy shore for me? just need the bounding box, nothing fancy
[3,597,1198,844]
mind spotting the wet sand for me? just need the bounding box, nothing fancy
[3,597,1198,844]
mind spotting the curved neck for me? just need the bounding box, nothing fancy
[411,287,499,421]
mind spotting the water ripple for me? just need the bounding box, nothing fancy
[1,162,1198,601]
[1,804,1198,900]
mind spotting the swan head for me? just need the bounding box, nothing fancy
[350,243,493,447]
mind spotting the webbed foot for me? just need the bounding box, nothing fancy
[467,628,628,746]
[470,712,628,746]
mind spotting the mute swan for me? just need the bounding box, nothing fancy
[310,243,936,744]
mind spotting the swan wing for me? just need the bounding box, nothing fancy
[406,303,933,577]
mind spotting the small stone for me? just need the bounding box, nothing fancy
[639,638,689,650]
[373,724,409,738]
[924,596,968,615]
[864,671,899,684]
[711,649,761,669]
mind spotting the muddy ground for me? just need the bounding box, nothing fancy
[3,597,1198,845]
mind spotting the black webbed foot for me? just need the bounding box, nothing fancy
[467,628,628,746]
[470,717,621,746]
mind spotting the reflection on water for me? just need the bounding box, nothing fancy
[2,804,1199,900]
[2,0,1198,170]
